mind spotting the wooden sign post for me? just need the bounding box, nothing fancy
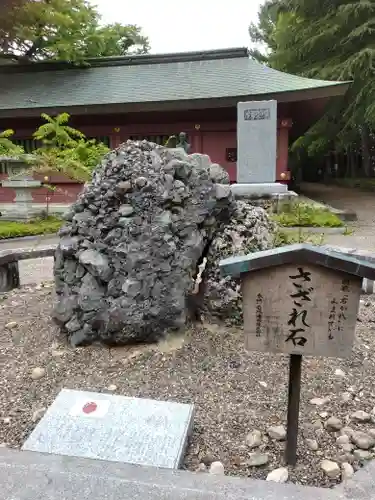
[219,243,375,466]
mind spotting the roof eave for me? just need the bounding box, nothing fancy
[0,82,350,119]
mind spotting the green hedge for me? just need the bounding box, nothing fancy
[0,217,63,239]
[272,203,343,228]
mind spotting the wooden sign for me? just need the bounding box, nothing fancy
[242,263,362,358]
[219,244,375,466]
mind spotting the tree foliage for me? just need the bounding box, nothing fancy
[249,0,375,163]
[0,0,149,63]
[1,113,110,181]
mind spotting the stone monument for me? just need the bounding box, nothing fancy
[232,100,289,199]
[23,389,194,469]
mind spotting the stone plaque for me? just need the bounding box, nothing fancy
[242,263,362,358]
[237,100,277,183]
[22,389,194,469]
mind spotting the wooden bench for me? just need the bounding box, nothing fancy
[0,245,56,293]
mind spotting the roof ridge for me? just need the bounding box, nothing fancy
[0,47,249,74]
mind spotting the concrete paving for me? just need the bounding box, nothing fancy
[0,448,349,500]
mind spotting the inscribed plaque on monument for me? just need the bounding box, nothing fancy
[237,100,277,183]
[242,263,362,358]
[22,389,194,469]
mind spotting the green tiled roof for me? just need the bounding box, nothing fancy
[0,48,349,111]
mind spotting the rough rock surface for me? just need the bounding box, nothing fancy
[203,200,274,323]
[53,142,238,345]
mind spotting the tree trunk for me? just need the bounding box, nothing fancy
[361,126,372,177]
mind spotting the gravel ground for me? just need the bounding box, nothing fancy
[1,281,375,488]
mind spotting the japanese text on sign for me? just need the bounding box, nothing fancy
[286,267,314,347]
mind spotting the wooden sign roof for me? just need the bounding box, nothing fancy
[220,244,375,281]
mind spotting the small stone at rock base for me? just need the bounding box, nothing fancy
[319,412,329,419]
[351,431,375,450]
[245,429,262,449]
[310,397,329,406]
[267,425,286,441]
[209,461,225,475]
[107,384,117,392]
[247,452,269,467]
[337,435,350,446]
[259,381,268,388]
[353,449,372,460]
[334,369,346,378]
[351,410,371,422]
[3,417,10,424]
[5,321,18,329]
[341,462,354,481]
[325,416,343,432]
[32,407,46,423]
[30,367,46,381]
[306,439,319,451]
[266,467,288,483]
[197,463,207,472]
[320,459,341,479]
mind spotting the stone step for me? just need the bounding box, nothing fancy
[0,448,343,500]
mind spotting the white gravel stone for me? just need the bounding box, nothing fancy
[31,407,46,422]
[209,461,225,475]
[353,449,372,460]
[351,410,371,422]
[30,367,46,381]
[245,430,262,449]
[247,452,269,467]
[320,459,341,478]
[336,435,350,446]
[334,369,346,378]
[341,462,354,481]
[310,397,329,406]
[266,467,288,483]
[5,321,18,329]
[325,417,343,432]
[306,439,319,451]
[107,384,117,392]
[341,392,352,403]
[197,463,207,472]
[351,431,375,450]
[267,425,286,441]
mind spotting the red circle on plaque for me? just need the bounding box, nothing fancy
[82,401,97,414]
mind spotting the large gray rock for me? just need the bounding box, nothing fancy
[53,141,234,345]
[203,200,274,323]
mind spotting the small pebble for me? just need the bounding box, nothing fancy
[209,461,225,475]
[351,431,375,450]
[267,425,286,441]
[309,397,329,406]
[353,449,372,460]
[351,410,371,422]
[320,459,340,478]
[341,462,354,480]
[266,467,288,483]
[334,369,346,378]
[325,417,343,432]
[5,321,18,329]
[32,408,46,422]
[247,452,269,467]
[245,430,262,449]
[337,435,350,446]
[306,439,319,451]
[107,384,117,392]
[197,463,207,472]
[30,367,46,380]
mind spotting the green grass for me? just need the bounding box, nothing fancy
[0,216,62,239]
[271,203,343,228]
